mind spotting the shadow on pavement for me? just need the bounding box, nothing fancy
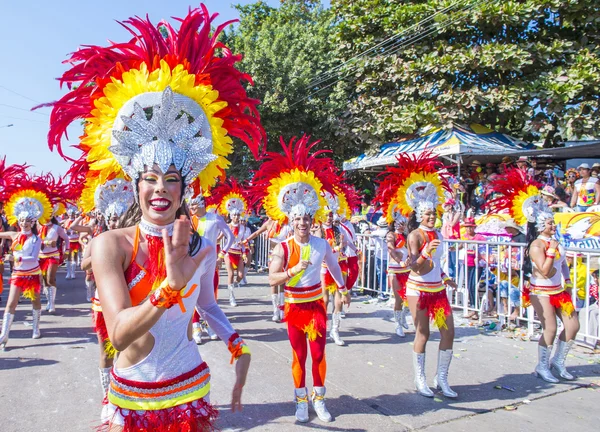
[0,357,58,370]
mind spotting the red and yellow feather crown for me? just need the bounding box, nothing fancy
[41,4,265,201]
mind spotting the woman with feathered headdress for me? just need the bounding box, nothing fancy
[488,168,580,383]
[209,177,252,307]
[380,151,459,399]
[0,171,54,348]
[44,5,263,429]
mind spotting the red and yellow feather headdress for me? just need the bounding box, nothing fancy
[40,5,265,200]
[251,135,339,224]
[375,151,448,223]
[486,168,552,228]
[209,177,251,217]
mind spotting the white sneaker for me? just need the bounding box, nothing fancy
[206,326,218,340]
[294,388,309,423]
[192,324,202,345]
[311,387,333,422]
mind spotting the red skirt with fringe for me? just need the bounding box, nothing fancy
[69,241,80,253]
[284,299,327,342]
[395,272,409,303]
[549,291,575,317]
[40,256,60,274]
[10,267,42,300]
[227,251,241,270]
[417,290,451,330]
[101,362,217,432]
[93,309,116,359]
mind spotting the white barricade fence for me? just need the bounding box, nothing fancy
[355,233,600,345]
[253,232,271,271]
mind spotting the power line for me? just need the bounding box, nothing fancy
[0,115,47,124]
[0,85,42,104]
[0,103,49,116]
[306,0,471,89]
[290,0,483,108]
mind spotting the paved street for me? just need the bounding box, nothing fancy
[1,267,599,432]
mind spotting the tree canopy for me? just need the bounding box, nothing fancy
[225,0,600,181]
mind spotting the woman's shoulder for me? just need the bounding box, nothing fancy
[94,226,136,249]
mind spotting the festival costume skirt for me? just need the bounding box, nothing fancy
[406,278,451,329]
[323,258,348,295]
[39,251,60,274]
[10,267,42,300]
[92,299,117,359]
[227,250,242,270]
[284,286,327,342]
[102,362,218,431]
[390,269,409,305]
[528,283,575,317]
[69,241,80,253]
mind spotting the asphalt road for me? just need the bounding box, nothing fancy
[1,267,599,432]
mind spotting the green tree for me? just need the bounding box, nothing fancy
[223,0,353,179]
[327,0,600,148]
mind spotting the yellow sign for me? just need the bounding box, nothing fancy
[555,212,600,249]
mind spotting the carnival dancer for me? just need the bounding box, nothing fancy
[39,198,71,314]
[189,194,234,343]
[336,183,361,293]
[0,174,54,348]
[80,178,134,419]
[62,208,81,279]
[320,203,348,346]
[488,168,580,382]
[386,215,411,337]
[44,5,263,428]
[378,151,459,398]
[255,134,348,422]
[244,216,293,321]
[210,178,253,307]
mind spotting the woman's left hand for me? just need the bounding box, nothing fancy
[231,353,251,412]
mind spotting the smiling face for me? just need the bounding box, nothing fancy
[138,163,182,225]
[231,213,240,224]
[542,217,556,236]
[293,214,312,239]
[18,217,33,231]
[421,209,437,228]
[326,211,334,226]
[107,214,120,230]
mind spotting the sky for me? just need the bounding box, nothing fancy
[0,0,289,176]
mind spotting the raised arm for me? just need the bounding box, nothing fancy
[70,217,94,235]
[0,231,17,241]
[217,216,234,253]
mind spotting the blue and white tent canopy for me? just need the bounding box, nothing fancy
[343,124,531,171]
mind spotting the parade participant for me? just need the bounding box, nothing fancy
[244,216,293,321]
[320,203,348,346]
[68,212,107,301]
[488,168,580,382]
[38,199,71,314]
[210,178,252,307]
[335,183,361,293]
[79,178,134,419]
[0,174,54,348]
[189,194,234,343]
[45,5,264,428]
[262,136,349,423]
[387,215,410,337]
[62,208,83,279]
[382,151,457,398]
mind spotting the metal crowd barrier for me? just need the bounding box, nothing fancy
[354,233,600,345]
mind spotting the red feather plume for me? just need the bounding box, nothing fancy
[0,158,29,201]
[485,167,543,214]
[37,4,265,160]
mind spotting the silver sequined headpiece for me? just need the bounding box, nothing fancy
[323,190,340,215]
[406,182,440,222]
[225,197,246,216]
[189,196,205,207]
[94,178,135,221]
[280,182,320,219]
[524,197,554,231]
[14,198,44,222]
[110,87,217,186]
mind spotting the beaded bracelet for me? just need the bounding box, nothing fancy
[228,332,251,364]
